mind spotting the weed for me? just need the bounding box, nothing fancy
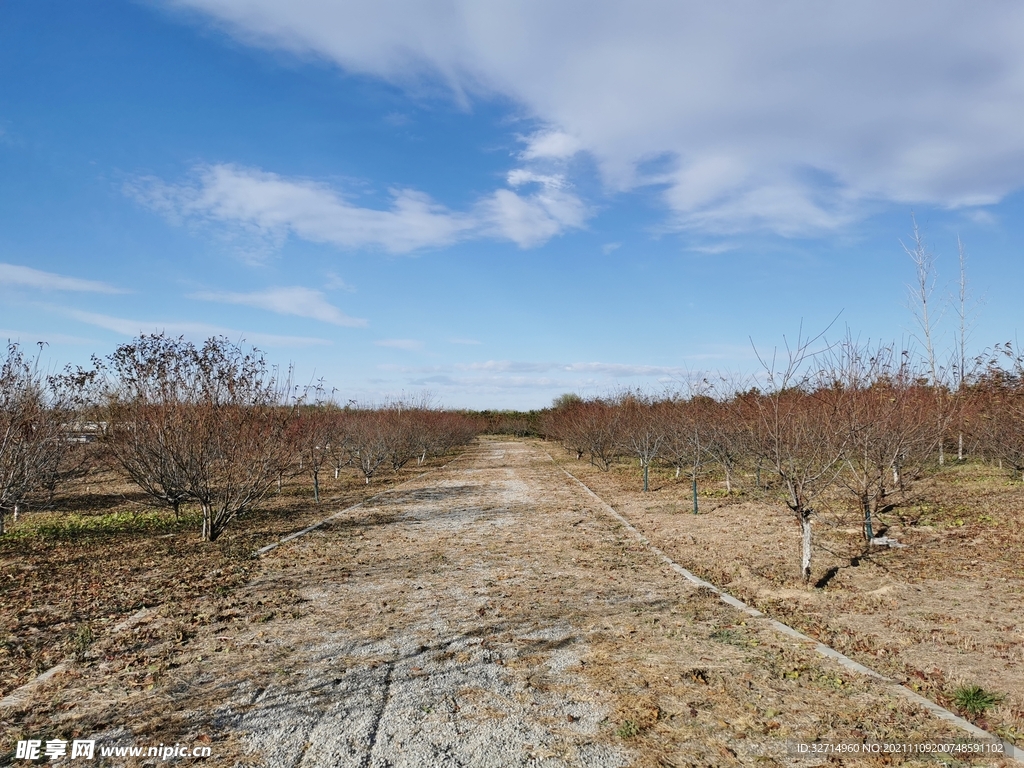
[616,719,641,738]
[72,623,94,661]
[952,685,1002,717]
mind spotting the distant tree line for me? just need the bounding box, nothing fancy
[543,336,1024,582]
[0,335,479,542]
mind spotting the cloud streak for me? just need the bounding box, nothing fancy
[0,263,124,293]
[190,286,367,327]
[375,338,423,351]
[66,309,330,348]
[170,1,1024,235]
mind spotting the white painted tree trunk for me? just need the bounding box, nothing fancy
[800,511,812,583]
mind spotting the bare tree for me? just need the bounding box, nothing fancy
[751,330,847,582]
[97,335,295,541]
[0,343,83,534]
[347,409,391,484]
[973,343,1024,480]
[292,382,338,504]
[903,216,951,465]
[828,339,930,542]
[659,397,711,510]
[618,393,664,492]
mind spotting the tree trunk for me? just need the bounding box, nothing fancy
[692,477,699,515]
[313,470,320,504]
[958,432,964,461]
[12,503,19,523]
[334,466,340,480]
[862,494,874,541]
[201,503,212,541]
[642,462,649,492]
[800,510,812,583]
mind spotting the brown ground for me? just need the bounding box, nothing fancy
[550,443,1024,753]
[0,439,1016,767]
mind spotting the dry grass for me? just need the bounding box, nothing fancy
[0,454,454,756]
[1,441,1017,766]
[551,445,1024,751]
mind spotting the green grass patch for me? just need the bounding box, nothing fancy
[6,508,199,541]
[951,684,1002,717]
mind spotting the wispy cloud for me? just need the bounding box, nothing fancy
[380,359,690,377]
[190,286,367,327]
[65,309,331,348]
[173,1,1024,235]
[459,360,687,377]
[0,263,125,293]
[0,329,96,345]
[686,242,737,255]
[130,163,588,253]
[375,338,423,351]
[449,337,482,345]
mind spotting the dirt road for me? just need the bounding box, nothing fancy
[34,439,995,766]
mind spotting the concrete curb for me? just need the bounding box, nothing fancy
[560,465,1021,762]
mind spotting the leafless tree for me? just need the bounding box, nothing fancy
[617,393,664,492]
[973,343,1024,480]
[903,216,952,465]
[346,408,392,484]
[291,382,339,504]
[97,335,296,541]
[0,343,84,534]
[659,397,711,508]
[827,338,930,541]
[751,330,848,582]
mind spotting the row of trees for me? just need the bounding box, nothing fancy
[545,336,1024,581]
[0,335,479,542]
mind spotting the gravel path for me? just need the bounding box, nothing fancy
[219,440,632,768]
[31,438,995,767]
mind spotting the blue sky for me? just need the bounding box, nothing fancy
[2,1,1024,408]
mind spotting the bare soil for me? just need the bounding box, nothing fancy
[0,439,1016,766]
[551,444,1024,753]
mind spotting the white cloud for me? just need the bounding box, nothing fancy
[169,0,1024,235]
[131,163,586,251]
[190,286,367,327]
[506,169,564,189]
[66,309,331,347]
[477,186,588,248]
[0,263,124,293]
[375,338,423,350]
[130,164,473,254]
[520,130,583,161]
